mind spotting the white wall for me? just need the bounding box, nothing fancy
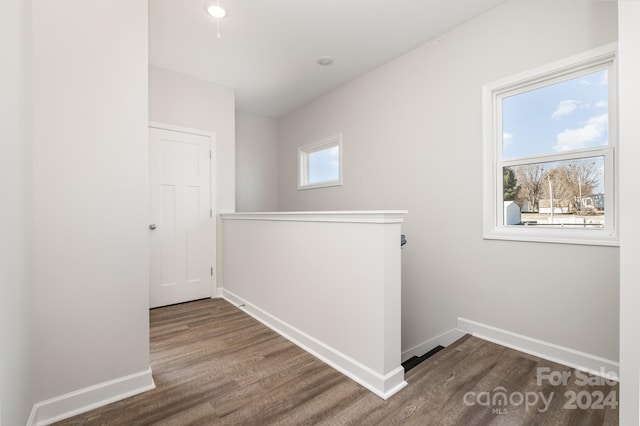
[277,0,620,363]
[32,0,151,404]
[236,111,278,211]
[618,1,640,424]
[0,0,33,423]
[149,65,236,214]
[221,212,406,398]
[149,66,236,288]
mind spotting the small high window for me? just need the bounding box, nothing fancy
[298,134,342,190]
[483,44,618,246]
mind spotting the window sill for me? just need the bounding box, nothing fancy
[483,227,619,247]
[298,180,342,190]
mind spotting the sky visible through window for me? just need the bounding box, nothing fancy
[502,70,608,194]
[502,70,608,159]
[308,146,339,184]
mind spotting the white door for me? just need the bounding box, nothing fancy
[149,126,214,308]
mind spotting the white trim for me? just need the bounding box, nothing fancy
[486,43,617,94]
[482,42,619,246]
[148,121,214,139]
[148,122,218,301]
[457,318,619,381]
[401,328,467,363]
[28,368,155,426]
[220,289,407,399]
[298,134,343,190]
[220,210,407,224]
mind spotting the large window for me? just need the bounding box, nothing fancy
[483,44,618,245]
[298,134,342,190]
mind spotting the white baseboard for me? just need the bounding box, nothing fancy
[401,328,467,362]
[458,318,619,380]
[28,367,155,426]
[220,289,407,399]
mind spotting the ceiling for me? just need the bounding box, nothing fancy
[149,0,505,118]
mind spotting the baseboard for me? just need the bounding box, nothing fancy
[28,367,155,426]
[401,328,467,362]
[220,289,407,399]
[457,318,619,380]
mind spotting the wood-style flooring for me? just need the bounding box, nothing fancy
[55,298,618,425]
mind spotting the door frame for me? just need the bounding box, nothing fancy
[148,121,217,304]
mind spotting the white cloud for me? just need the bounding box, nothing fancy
[580,70,608,86]
[599,70,608,85]
[554,114,608,152]
[595,100,608,108]
[551,100,579,119]
[503,132,513,146]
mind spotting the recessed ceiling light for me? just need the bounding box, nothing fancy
[207,4,226,19]
[316,56,334,66]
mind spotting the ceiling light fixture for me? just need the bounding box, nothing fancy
[207,4,226,19]
[316,56,334,66]
[206,1,227,39]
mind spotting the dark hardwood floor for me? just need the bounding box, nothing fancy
[55,298,618,425]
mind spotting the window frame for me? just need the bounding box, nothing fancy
[298,134,343,190]
[482,43,618,246]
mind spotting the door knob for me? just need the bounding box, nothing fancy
[149,224,157,230]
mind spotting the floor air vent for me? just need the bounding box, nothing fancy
[402,346,445,372]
